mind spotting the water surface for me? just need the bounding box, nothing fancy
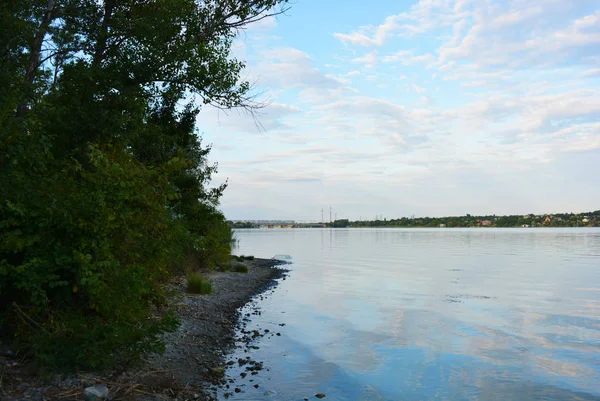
[223,228,600,400]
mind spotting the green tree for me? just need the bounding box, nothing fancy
[1,0,289,371]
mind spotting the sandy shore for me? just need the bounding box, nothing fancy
[2,258,287,401]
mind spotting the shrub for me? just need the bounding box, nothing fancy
[233,263,248,273]
[187,273,212,295]
[0,145,183,371]
[190,206,233,269]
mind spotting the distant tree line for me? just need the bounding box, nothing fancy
[346,211,600,228]
[230,212,600,229]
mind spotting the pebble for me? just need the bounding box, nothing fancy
[315,394,326,399]
[83,385,109,401]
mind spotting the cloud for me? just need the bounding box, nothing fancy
[333,15,402,47]
[438,3,600,70]
[582,68,600,78]
[197,102,301,133]
[412,84,426,93]
[351,51,379,68]
[257,47,345,90]
[333,0,465,47]
[246,15,278,31]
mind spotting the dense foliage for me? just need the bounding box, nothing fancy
[0,0,287,371]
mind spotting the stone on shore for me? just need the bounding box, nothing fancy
[83,385,109,401]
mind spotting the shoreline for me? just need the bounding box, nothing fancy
[234,226,600,229]
[2,257,288,401]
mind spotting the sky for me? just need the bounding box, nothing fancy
[197,0,600,221]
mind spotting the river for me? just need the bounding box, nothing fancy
[221,228,600,401]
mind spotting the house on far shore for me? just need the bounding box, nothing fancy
[478,219,493,226]
[583,218,590,223]
[439,224,446,228]
[544,216,552,224]
[521,224,530,228]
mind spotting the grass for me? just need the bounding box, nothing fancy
[186,272,212,295]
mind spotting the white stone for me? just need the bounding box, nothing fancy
[83,385,109,401]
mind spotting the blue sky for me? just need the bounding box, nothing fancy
[197,0,600,221]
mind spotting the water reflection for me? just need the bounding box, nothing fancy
[222,228,600,400]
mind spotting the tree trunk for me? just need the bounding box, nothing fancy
[16,0,56,117]
[92,0,116,70]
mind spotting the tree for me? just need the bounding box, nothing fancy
[0,0,289,370]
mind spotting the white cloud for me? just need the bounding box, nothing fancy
[197,102,301,133]
[334,15,402,47]
[351,51,379,68]
[255,47,346,91]
[582,68,600,78]
[247,15,278,31]
[412,84,426,93]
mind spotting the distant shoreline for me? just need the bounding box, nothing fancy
[231,212,599,229]
[233,226,600,229]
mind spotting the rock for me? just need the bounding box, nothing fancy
[315,394,326,399]
[210,366,225,376]
[254,384,260,388]
[194,393,200,399]
[83,385,109,401]
[234,387,241,393]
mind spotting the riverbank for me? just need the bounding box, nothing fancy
[2,257,287,401]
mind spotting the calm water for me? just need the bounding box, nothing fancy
[222,228,600,401]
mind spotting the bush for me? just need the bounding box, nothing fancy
[233,263,248,273]
[187,273,212,295]
[189,206,233,269]
[0,145,184,371]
